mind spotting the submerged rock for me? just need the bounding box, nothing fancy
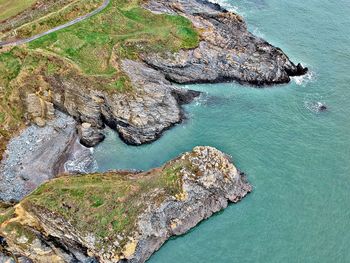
[0,146,251,263]
[317,103,327,111]
[304,101,328,113]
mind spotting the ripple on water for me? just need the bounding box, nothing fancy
[303,94,327,114]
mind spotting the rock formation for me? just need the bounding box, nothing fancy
[37,0,307,146]
[47,60,200,146]
[142,0,307,85]
[0,146,251,263]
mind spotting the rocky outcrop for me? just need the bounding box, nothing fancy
[78,122,105,148]
[142,0,307,85]
[0,146,251,262]
[0,112,77,202]
[41,0,306,146]
[47,60,200,145]
[63,138,98,174]
[26,92,55,127]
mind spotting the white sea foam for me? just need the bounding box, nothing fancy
[292,69,316,86]
[252,26,265,38]
[209,0,240,14]
[193,92,209,107]
[303,93,327,113]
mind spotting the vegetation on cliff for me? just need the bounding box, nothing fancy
[0,0,200,159]
[24,161,186,248]
[0,146,251,262]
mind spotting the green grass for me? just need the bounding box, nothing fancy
[0,205,14,225]
[28,0,200,75]
[3,0,104,41]
[0,0,36,21]
[22,159,187,253]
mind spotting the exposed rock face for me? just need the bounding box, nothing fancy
[48,60,200,145]
[131,146,252,263]
[78,122,105,148]
[63,138,98,174]
[26,93,55,127]
[143,0,308,85]
[0,112,76,202]
[0,146,251,262]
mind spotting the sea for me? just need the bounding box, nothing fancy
[93,0,350,262]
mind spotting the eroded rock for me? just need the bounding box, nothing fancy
[78,122,105,148]
[0,146,251,263]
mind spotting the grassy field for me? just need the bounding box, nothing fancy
[0,0,37,21]
[28,0,199,75]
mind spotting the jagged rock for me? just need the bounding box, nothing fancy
[0,146,251,263]
[26,93,55,126]
[142,0,308,85]
[78,122,105,148]
[45,101,55,118]
[63,139,98,174]
[48,60,200,145]
[26,94,42,118]
[40,0,306,147]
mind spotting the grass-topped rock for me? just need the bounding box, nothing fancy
[0,146,252,262]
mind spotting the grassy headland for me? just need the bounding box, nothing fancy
[17,159,187,253]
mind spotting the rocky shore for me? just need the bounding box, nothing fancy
[0,146,252,263]
[142,0,308,85]
[37,0,306,148]
[0,0,308,262]
[0,112,96,202]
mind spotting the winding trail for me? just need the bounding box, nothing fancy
[0,0,110,47]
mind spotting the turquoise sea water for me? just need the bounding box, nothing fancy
[94,0,350,262]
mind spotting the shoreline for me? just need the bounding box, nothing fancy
[0,0,309,262]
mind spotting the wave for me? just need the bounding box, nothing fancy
[252,26,265,38]
[303,94,327,113]
[209,0,240,13]
[291,69,316,86]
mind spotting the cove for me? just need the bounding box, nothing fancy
[94,0,350,262]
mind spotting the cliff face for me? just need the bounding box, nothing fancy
[0,147,251,263]
[47,60,200,146]
[0,0,307,160]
